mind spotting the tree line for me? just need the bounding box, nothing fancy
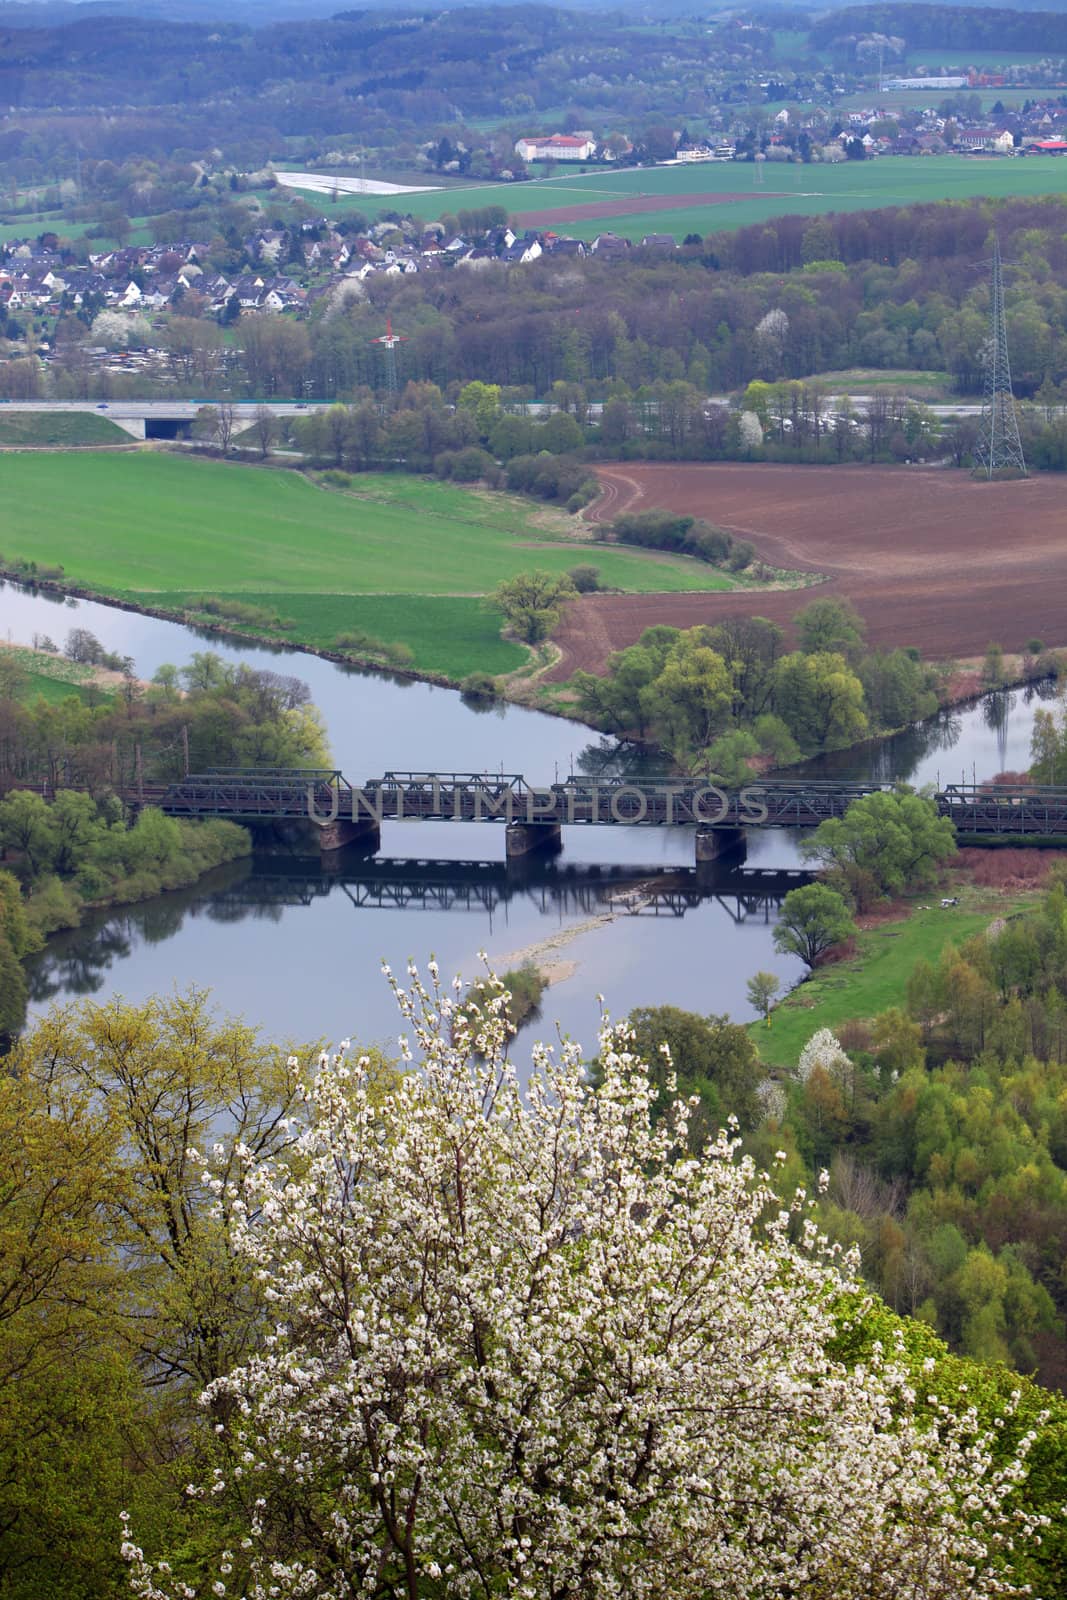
[571,597,943,774]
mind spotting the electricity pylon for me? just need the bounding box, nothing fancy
[372,315,407,396]
[975,233,1027,479]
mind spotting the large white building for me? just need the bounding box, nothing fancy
[515,134,596,162]
[882,76,968,90]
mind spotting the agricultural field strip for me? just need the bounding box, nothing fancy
[305,156,1067,237]
[0,455,731,600]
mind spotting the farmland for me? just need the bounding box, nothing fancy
[304,155,1067,242]
[548,461,1067,678]
[0,455,736,681]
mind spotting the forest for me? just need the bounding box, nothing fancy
[812,3,1067,52]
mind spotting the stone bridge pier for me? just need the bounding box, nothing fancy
[505,821,563,860]
[316,816,381,854]
[695,827,747,865]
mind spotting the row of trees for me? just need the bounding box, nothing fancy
[0,649,329,793]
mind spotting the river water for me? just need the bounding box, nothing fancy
[3,580,1057,1056]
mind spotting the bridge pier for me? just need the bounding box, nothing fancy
[505,821,562,860]
[694,826,747,866]
[317,816,381,855]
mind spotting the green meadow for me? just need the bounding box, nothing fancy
[752,891,1005,1068]
[293,154,1067,241]
[0,454,732,680]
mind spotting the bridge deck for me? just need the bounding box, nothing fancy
[13,771,1067,840]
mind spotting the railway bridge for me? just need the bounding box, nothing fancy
[107,769,1067,863]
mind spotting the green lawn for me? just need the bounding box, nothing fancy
[0,454,731,680]
[0,411,130,447]
[754,893,1003,1068]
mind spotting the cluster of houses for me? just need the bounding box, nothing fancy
[0,240,311,318]
[0,218,678,326]
[769,96,1067,159]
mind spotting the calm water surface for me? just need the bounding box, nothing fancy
[5,582,1057,1054]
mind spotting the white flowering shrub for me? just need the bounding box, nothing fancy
[738,408,764,451]
[755,1076,787,1122]
[797,1026,854,1088]
[123,965,1041,1600]
[90,310,152,349]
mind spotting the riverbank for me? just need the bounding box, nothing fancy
[0,452,741,684]
[754,848,1065,1068]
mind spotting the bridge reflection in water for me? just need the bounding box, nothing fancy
[209,855,814,928]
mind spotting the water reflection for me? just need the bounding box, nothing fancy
[24,849,813,1045]
[798,680,1058,789]
[4,578,1063,1049]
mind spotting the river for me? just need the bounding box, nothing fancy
[3,579,1058,1056]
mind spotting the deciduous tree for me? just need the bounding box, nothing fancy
[124,965,1045,1600]
[774,882,856,968]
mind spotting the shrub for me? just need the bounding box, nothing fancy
[321,468,353,488]
[437,446,497,483]
[567,565,602,594]
[189,596,289,630]
[25,875,82,935]
[333,630,413,668]
[460,671,497,698]
[727,539,755,571]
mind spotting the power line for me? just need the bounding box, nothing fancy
[975,233,1027,479]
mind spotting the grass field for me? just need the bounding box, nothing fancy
[300,155,1067,242]
[753,892,1001,1068]
[0,411,130,447]
[0,644,111,706]
[0,455,733,680]
[800,367,953,397]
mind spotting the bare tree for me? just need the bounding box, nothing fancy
[216,400,237,455]
[253,404,277,459]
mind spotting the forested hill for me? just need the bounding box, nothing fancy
[0,4,672,110]
[811,3,1067,49]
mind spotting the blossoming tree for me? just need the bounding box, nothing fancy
[124,965,1041,1600]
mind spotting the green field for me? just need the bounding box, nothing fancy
[0,411,130,446]
[0,455,732,680]
[753,891,1003,1068]
[801,367,953,397]
[291,155,1067,242]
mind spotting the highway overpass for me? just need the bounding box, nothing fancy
[0,399,318,440]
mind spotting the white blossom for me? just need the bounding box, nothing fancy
[124,965,1043,1600]
[738,409,764,451]
[797,1027,854,1089]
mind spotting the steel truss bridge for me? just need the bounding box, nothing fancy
[124,770,1067,841]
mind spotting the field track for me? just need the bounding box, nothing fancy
[550,462,1067,677]
[514,190,790,226]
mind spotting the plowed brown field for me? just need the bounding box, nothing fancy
[549,462,1067,679]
